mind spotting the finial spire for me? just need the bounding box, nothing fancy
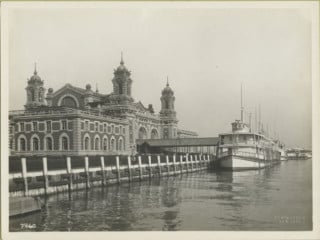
[120,51,124,65]
[166,76,169,87]
[34,62,37,75]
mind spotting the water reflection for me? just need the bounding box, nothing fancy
[10,161,312,231]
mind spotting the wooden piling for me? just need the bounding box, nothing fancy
[66,156,73,191]
[84,156,90,188]
[42,157,49,194]
[190,155,194,171]
[100,156,106,185]
[166,155,169,176]
[21,157,28,196]
[148,155,152,179]
[173,155,177,174]
[116,156,121,183]
[157,155,162,177]
[186,155,189,173]
[127,156,132,182]
[180,155,183,174]
[138,156,142,181]
[195,155,198,169]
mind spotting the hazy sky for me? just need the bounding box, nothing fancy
[7,3,313,149]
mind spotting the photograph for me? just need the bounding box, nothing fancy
[1,1,319,239]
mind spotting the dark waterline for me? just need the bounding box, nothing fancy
[10,160,312,231]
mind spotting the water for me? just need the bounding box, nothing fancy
[10,160,312,231]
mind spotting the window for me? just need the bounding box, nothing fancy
[165,100,169,109]
[122,127,125,135]
[108,126,111,133]
[33,122,38,132]
[38,91,43,102]
[103,124,107,133]
[32,138,39,151]
[103,138,108,151]
[62,120,67,130]
[84,137,90,150]
[118,138,123,151]
[46,137,53,150]
[19,138,26,151]
[46,121,51,132]
[20,123,25,132]
[94,137,100,150]
[111,125,114,133]
[62,137,69,150]
[95,122,99,132]
[30,89,35,101]
[119,83,123,94]
[61,96,77,108]
[110,138,115,151]
[85,121,89,131]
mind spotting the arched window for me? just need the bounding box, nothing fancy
[38,90,42,102]
[102,137,108,151]
[46,137,53,151]
[30,89,35,101]
[94,137,100,150]
[110,138,115,151]
[19,138,26,151]
[118,138,123,151]
[151,129,159,139]
[32,138,39,151]
[84,136,90,150]
[138,127,147,139]
[119,83,123,94]
[62,137,69,150]
[61,96,77,108]
[165,100,169,109]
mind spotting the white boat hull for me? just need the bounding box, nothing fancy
[219,155,278,170]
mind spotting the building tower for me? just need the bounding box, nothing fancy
[25,64,46,109]
[160,78,178,139]
[110,53,133,104]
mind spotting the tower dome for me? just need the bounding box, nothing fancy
[114,52,130,73]
[28,64,42,83]
[162,77,174,95]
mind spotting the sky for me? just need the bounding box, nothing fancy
[7,3,313,149]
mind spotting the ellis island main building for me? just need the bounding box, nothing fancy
[9,56,197,156]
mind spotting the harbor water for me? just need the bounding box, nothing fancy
[9,160,312,231]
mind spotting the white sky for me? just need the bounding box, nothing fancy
[7,3,313,149]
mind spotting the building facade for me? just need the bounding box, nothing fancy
[9,56,197,156]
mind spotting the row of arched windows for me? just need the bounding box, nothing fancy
[17,134,70,152]
[82,135,125,152]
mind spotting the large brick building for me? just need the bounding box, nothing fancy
[9,56,197,156]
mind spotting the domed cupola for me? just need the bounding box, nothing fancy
[28,66,43,83]
[25,63,46,109]
[115,55,130,73]
[110,53,133,103]
[162,80,174,96]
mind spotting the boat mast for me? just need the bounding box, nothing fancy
[258,104,261,133]
[241,83,244,122]
[254,107,257,133]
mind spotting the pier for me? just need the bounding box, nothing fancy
[9,153,214,197]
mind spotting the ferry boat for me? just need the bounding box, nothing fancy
[216,120,283,170]
[286,148,312,160]
[216,85,283,170]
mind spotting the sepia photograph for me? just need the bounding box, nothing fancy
[1,1,319,239]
